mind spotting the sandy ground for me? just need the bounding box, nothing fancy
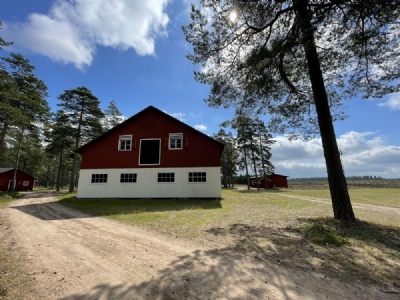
[0,192,398,300]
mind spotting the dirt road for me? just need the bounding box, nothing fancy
[0,192,397,299]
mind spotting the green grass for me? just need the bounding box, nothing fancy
[59,188,400,238]
[303,223,349,246]
[0,192,21,208]
[59,189,332,238]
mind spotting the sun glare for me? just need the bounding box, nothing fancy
[229,10,238,22]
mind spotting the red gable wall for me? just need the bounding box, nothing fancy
[78,107,224,169]
[0,169,35,191]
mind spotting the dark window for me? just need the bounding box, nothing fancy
[120,173,137,183]
[91,174,108,183]
[169,133,183,149]
[157,173,175,183]
[139,139,160,165]
[189,172,207,183]
[119,135,132,151]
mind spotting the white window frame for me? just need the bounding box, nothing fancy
[23,181,29,186]
[157,172,175,183]
[169,133,183,150]
[188,172,207,183]
[120,173,137,183]
[118,135,132,151]
[91,173,108,184]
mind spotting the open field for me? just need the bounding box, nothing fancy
[288,179,400,189]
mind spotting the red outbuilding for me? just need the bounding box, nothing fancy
[0,168,35,191]
[248,174,288,188]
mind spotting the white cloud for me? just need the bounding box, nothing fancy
[271,131,400,178]
[378,93,400,110]
[169,112,187,121]
[2,0,169,69]
[194,124,207,131]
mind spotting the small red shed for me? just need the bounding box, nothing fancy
[0,168,35,191]
[248,174,288,188]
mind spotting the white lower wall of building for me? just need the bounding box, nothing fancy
[77,167,222,198]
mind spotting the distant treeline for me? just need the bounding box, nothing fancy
[289,176,399,181]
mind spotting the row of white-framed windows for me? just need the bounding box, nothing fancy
[158,173,175,183]
[189,172,207,182]
[119,135,132,151]
[91,172,207,184]
[169,133,183,149]
[120,173,137,183]
[91,174,108,183]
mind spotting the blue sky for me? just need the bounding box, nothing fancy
[1,0,399,178]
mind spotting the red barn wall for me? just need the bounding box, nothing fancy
[270,175,288,188]
[0,170,35,191]
[79,109,223,169]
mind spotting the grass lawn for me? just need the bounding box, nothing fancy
[0,192,21,209]
[59,188,400,289]
[285,187,400,208]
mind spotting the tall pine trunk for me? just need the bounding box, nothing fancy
[296,0,355,221]
[69,110,83,193]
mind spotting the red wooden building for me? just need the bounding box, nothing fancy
[248,174,288,188]
[0,168,35,191]
[76,106,225,198]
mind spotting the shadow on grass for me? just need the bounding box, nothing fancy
[59,195,222,216]
[11,194,222,221]
[297,218,400,253]
[61,219,399,300]
[206,220,400,288]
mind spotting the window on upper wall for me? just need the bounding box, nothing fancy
[139,139,161,165]
[119,135,132,151]
[91,174,108,183]
[157,173,175,183]
[120,173,137,183]
[189,172,207,183]
[169,133,183,149]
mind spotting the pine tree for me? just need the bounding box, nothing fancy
[45,110,74,191]
[213,128,239,188]
[183,0,400,220]
[103,100,125,131]
[0,53,49,191]
[58,86,104,192]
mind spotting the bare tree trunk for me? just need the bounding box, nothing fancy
[243,148,250,190]
[70,111,83,193]
[10,128,24,192]
[296,0,355,221]
[56,148,64,192]
[251,149,260,191]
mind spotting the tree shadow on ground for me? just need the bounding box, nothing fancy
[61,219,399,300]
[10,202,92,221]
[11,195,222,221]
[59,195,222,215]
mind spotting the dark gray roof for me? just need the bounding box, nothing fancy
[0,168,14,173]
